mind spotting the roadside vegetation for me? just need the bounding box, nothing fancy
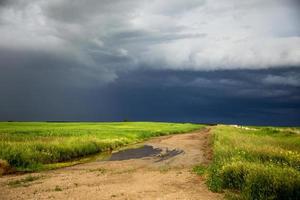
[0,122,202,172]
[200,125,300,200]
[7,175,42,187]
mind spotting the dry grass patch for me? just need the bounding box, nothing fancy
[0,159,11,176]
[7,175,43,187]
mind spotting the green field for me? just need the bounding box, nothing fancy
[2,122,300,199]
[200,125,300,200]
[0,122,201,172]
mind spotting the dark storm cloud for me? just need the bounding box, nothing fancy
[0,0,7,6]
[104,68,300,125]
[1,65,299,125]
[0,0,300,124]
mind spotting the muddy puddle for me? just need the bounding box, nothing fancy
[109,145,162,161]
[108,145,184,161]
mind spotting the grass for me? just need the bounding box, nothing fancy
[88,167,108,174]
[7,175,42,187]
[54,185,63,192]
[206,125,300,200]
[193,164,207,176]
[0,122,202,172]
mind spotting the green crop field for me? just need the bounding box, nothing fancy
[0,122,202,172]
[2,122,300,199]
[197,125,300,200]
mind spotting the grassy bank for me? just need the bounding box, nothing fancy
[0,122,202,172]
[203,125,300,200]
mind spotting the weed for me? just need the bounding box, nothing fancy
[88,167,107,174]
[193,164,207,176]
[54,185,62,191]
[113,168,136,175]
[7,175,41,187]
[158,165,172,173]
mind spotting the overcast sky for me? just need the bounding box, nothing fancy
[0,0,300,125]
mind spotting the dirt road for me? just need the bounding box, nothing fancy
[0,129,223,200]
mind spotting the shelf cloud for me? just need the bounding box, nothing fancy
[1,1,300,76]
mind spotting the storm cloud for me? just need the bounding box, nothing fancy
[0,0,300,125]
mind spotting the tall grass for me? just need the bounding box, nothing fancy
[207,125,300,200]
[0,122,202,172]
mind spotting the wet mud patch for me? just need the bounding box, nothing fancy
[108,145,184,161]
[109,145,162,161]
